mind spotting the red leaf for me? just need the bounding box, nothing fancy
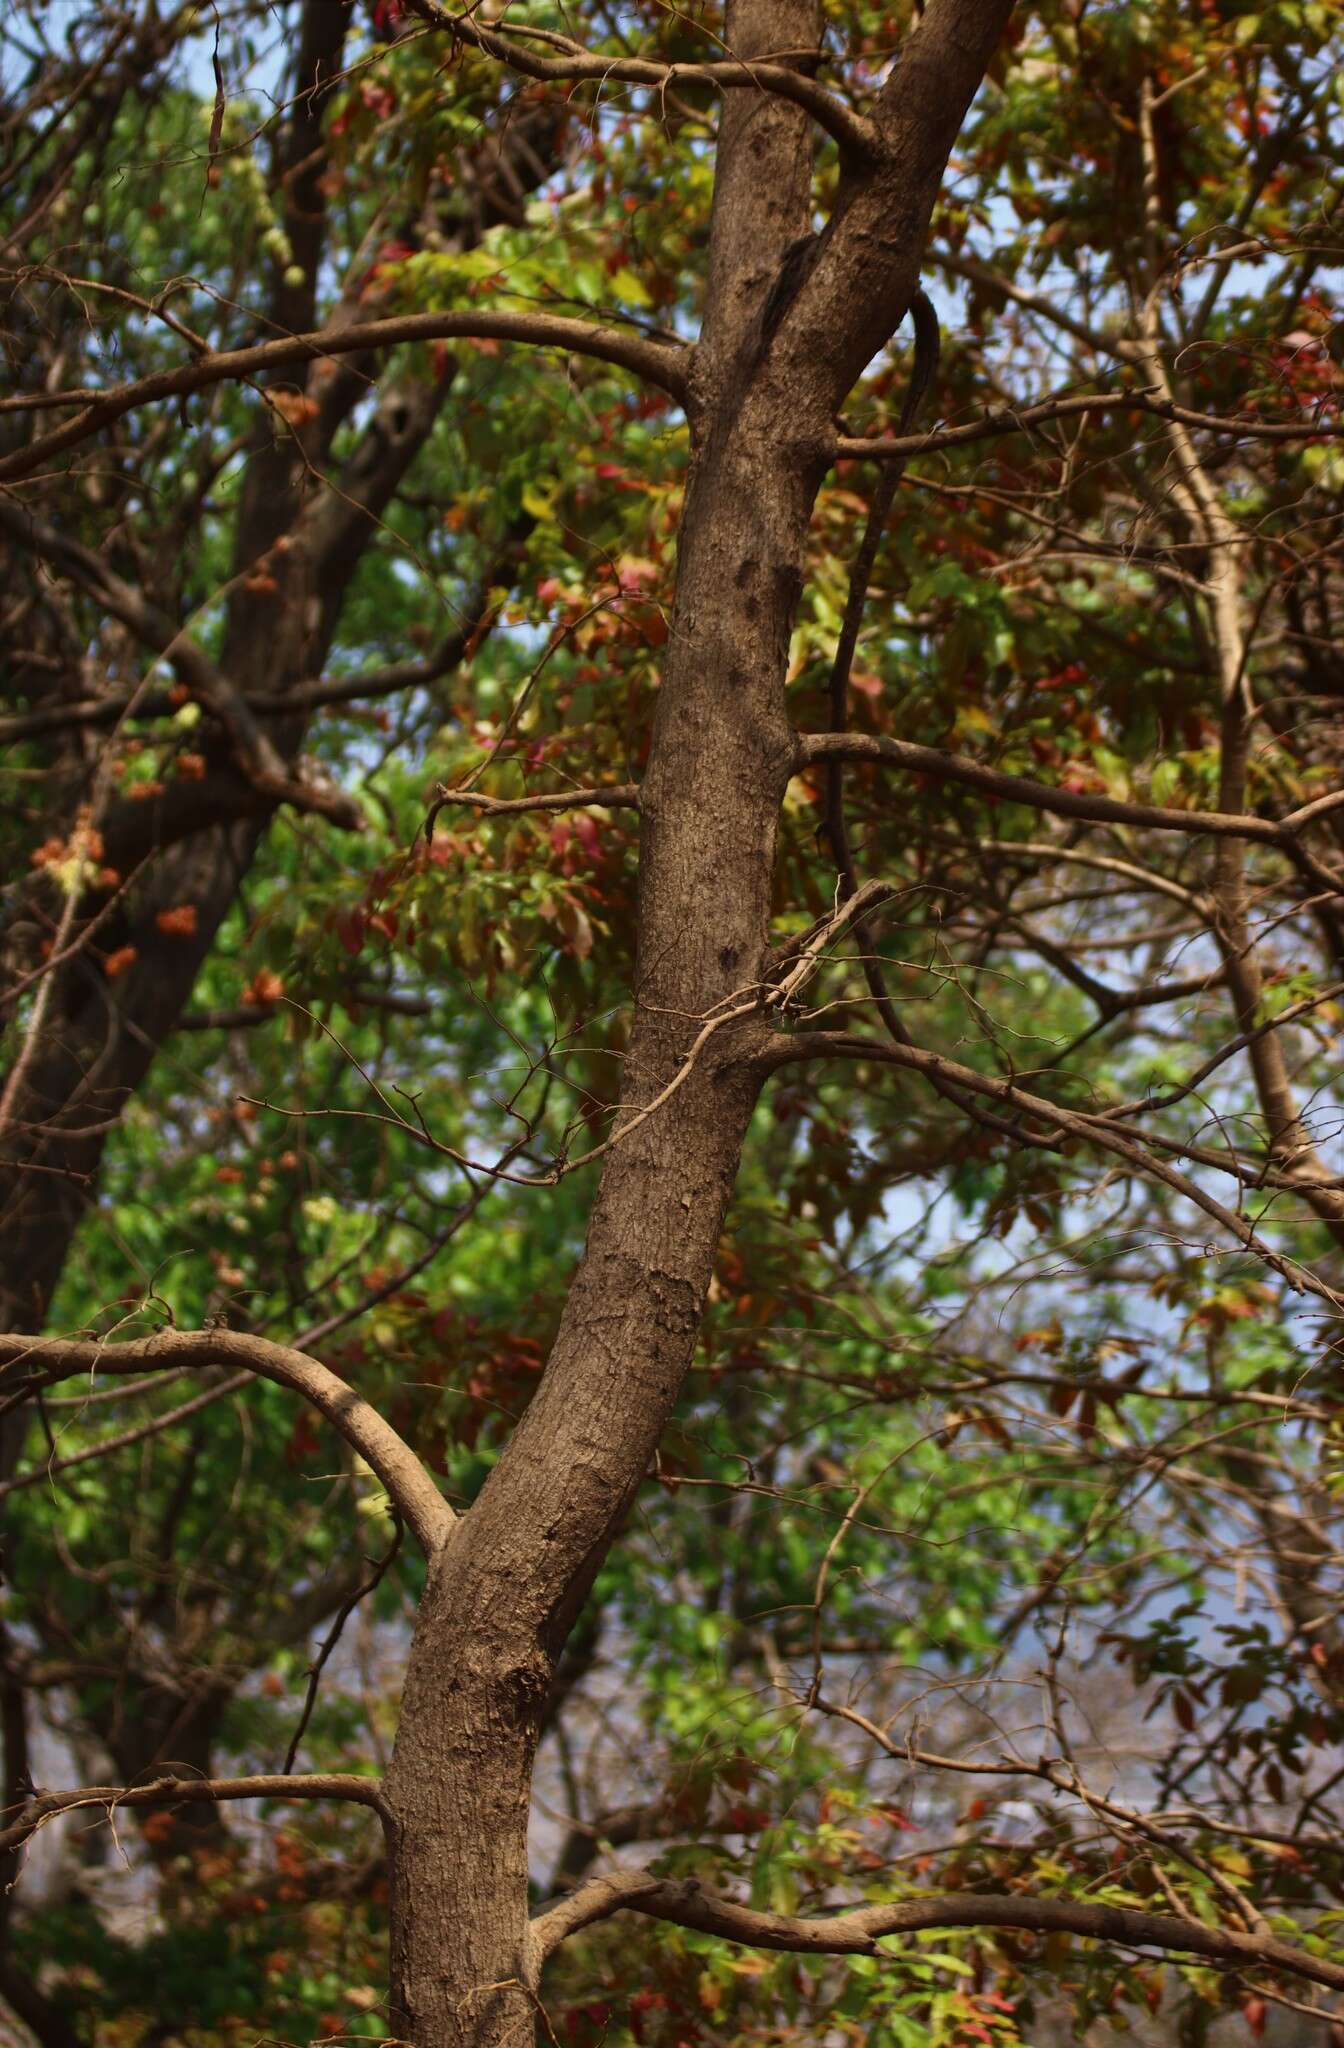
[574,815,601,862]
[336,910,366,957]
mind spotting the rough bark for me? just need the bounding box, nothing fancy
[379,2,1014,2040]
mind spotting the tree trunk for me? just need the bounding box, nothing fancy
[381,2,822,2036]
[379,0,1017,2022]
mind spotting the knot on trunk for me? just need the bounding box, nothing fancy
[497,1650,553,1730]
[649,1271,699,1338]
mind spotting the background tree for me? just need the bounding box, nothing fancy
[3,0,1344,2043]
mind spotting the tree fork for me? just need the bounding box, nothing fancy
[380,6,1014,2044]
[380,0,826,2036]
[378,0,1023,2034]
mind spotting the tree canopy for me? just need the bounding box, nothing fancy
[3,0,1344,2043]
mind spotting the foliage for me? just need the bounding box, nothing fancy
[3,0,1344,2042]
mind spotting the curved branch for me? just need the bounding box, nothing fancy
[0,1331,454,1557]
[528,1868,1344,1994]
[794,731,1344,853]
[0,311,688,484]
[766,1032,1342,1312]
[834,389,1344,463]
[0,1772,386,1859]
[430,783,640,822]
[401,2,880,163]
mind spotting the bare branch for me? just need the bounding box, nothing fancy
[0,1370,255,1495]
[0,1773,386,1859]
[934,251,1141,362]
[429,783,640,824]
[794,730,1344,854]
[399,2,880,163]
[284,1518,404,1775]
[0,1331,454,1557]
[835,389,1344,463]
[528,1867,1344,1994]
[0,309,689,483]
[766,1031,1343,1312]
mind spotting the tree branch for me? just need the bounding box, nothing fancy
[527,1867,1344,1994]
[0,311,689,483]
[0,1772,386,1859]
[834,388,1344,464]
[400,1,880,162]
[0,1370,255,1497]
[0,539,518,744]
[0,498,365,830]
[0,1331,454,1557]
[765,1032,1342,1311]
[934,250,1141,362]
[429,783,640,824]
[794,731,1344,853]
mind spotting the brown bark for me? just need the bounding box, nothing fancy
[378,2,1013,2040]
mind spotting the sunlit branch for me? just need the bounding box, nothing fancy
[529,1867,1344,1993]
[0,1331,454,1556]
[0,310,688,482]
[429,784,641,822]
[0,1774,387,1859]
